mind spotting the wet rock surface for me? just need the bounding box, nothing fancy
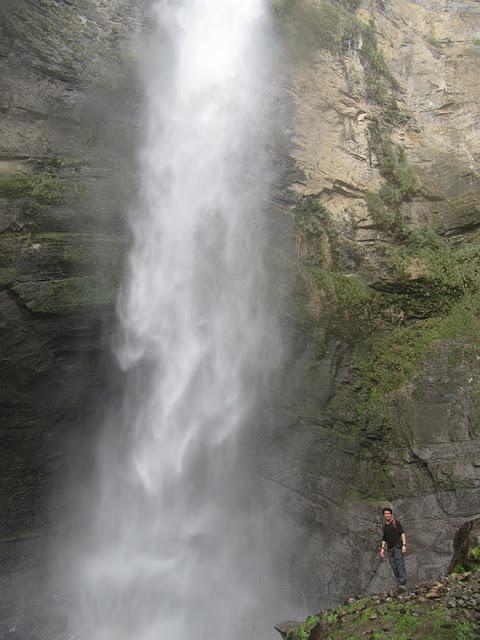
[0,0,145,636]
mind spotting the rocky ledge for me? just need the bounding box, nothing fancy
[275,571,480,640]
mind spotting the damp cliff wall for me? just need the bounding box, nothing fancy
[0,1,145,634]
[267,0,480,605]
[1,0,480,633]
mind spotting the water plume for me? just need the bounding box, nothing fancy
[66,1,290,639]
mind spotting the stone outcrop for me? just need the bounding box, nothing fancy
[276,570,480,640]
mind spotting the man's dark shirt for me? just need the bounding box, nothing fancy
[383,519,405,549]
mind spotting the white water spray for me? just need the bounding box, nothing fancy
[67,2,287,639]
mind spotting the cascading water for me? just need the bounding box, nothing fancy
[66,1,289,639]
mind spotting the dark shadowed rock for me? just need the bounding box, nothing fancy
[274,620,302,638]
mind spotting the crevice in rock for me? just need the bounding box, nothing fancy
[2,283,35,318]
[322,180,366,198]
[441,220,480,238]
[406,443,437,491]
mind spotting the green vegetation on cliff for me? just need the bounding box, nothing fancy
[270,0,399,113]
[355,15,415,234]
[294,195,339,266]
[14,276,117,314]
[452,542,480,575]
[270,0,363,55]
[366,119,417,233]
[0,231,125,317]
[290,603,477,640]
[289,615,320,640]
[285,572,480,640]
[359,21,400,106]
[0,164,85,229]
[293,192,480,464]
[0,172,64,205]
[0,232,127,288]
[282,0,480,510]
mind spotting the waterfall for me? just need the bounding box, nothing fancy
[67,1,287,639]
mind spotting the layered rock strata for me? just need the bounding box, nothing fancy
[267,0,480,605]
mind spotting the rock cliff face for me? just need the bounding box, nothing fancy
[0,1,145,635]
[2,0,480,634]
[268,0,480,606]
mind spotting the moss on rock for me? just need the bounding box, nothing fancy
[365,118,417,234]
[287,615,320,640]
[292,186,480,459]
[13,276,117,314]
[270,0,364,57]
[286,572,480,640]
[293,196,340,267]
[0,172,64,205]
[0,231,127,287]
[359,20,400,107]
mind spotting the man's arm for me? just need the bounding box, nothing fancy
[398,521,407,554]
[380,531,386,559]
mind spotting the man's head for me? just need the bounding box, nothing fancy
[382,507,393,522]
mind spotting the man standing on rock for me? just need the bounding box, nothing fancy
[380,507,407,591]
